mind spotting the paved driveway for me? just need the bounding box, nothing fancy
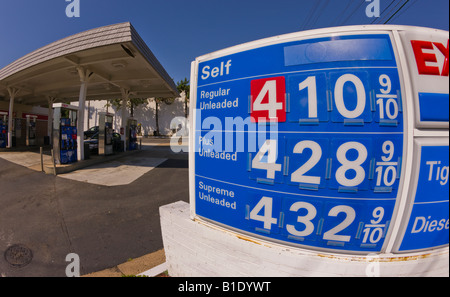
[0,140,188,277]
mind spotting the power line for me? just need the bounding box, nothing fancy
[340,0,366,25]
[371,0,396,24]
[384,0,410,23]
[389,0,418,23]
[369,0,412,25]
[309,0,330,29]
[331,0,353,26]
[379,0,407,23]
[301,0,323,30]
[302,0,415,31]
[371,0,402,24]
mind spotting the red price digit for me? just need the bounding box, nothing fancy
[250,76,286,123]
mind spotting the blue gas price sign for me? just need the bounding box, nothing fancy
[398,139,449,252]
[191,30,411,253]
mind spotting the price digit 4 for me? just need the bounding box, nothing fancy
[252,80,283,119]
[252,139,282,179]
[251,76,286,122]
[249,196,278,230]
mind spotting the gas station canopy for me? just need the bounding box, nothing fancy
[0,22,179,105]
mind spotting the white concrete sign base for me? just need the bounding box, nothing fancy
[160,201,449,277]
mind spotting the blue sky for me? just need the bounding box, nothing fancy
[0,0,448,84]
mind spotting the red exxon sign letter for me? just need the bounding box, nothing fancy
[411,40,449,77]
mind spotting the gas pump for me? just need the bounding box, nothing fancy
[26,115,37,146]
[0,112,7,148]
[52,103,78,164]
[127,118,138,150]
[98,112,114,156]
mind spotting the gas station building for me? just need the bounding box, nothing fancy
[0,22,179,159]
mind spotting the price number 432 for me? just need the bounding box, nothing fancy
[249,197,387,245]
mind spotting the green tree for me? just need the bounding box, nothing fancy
[152,97,175,136]
[176,78,190,119]
[107,97,149,117]
[107,96,175,136]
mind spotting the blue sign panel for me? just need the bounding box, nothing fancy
[194,34,404,252]
[418,93,449,122]
[399,142,449,251]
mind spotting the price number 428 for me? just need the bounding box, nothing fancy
[253,139,398,189]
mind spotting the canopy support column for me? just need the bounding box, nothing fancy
[6,87,19,149]
[47,96,56,145]
[120,88,130,152]
[76,67,93,161]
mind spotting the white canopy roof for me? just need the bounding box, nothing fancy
[0,22,179,106]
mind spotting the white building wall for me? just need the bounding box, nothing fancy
[0,101,49,118]
[76,92,188,136]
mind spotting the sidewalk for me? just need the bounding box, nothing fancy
[0,147,141,175]
[0,135,186,175]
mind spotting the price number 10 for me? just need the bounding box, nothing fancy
[296,73,400,122]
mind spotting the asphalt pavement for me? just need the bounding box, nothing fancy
[0,137,189,277]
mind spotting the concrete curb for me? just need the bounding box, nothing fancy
[43,149,141,175]
[82,249,167,277]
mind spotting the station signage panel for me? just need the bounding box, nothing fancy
[398,139,449,251]
[190,27,449,254]
[399,30,449,128]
